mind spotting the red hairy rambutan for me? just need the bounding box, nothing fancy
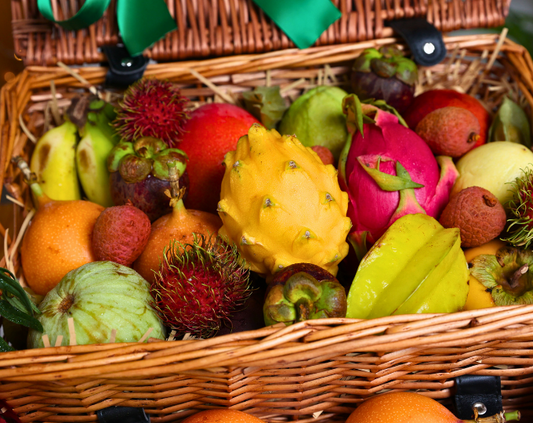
[114,78,189,147]
[150,234,253,338]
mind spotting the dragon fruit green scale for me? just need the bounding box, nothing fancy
[218,123,352,278]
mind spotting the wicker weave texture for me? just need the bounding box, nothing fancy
[0,306,533,422]
[11,0,512,66]
[0,307,533,422]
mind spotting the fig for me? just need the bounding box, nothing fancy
[107,137,189,222]
[263,263,347,326]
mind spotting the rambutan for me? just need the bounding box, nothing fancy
[150,234,253,338]
[114,78,189,147]
[502,165,533,248]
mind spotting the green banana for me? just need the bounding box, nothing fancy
[346,213,469,319]
[30,120,81,201]
[75,99,119,207]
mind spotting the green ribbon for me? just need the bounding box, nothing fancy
[37,0,177,56]
[252,0,342,49]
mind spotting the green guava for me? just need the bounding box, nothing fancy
[27,261,166,348]
[279,86,349,161]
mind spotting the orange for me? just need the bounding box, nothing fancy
[21,199,104,295]
[345,392,461,423]
[182,409,265,423]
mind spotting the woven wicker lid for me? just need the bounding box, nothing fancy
[11,0,512,66]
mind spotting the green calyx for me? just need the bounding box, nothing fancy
[107,137,188,183]
[470,246,533,305]
[352,46,418,86]
[502,166,533,248]
[263,272,346,326]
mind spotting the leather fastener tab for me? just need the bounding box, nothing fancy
[101,45,149,88]
[386,18,447,67]
[97,406,151,423]
[452,375,503,420]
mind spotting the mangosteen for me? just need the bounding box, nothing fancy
[107,137,189,222]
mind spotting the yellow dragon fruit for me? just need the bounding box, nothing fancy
[217,123,352,278]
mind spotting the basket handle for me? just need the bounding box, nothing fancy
[387,18,447,67]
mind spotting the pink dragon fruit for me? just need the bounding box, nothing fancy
[338,95,459,262]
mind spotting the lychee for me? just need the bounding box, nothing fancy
[403,89,491,148]
[415,106,480,158]
[439,186,506,248]
[92,203,151,267]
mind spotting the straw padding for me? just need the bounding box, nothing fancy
[1,33,533,422]
[11,0,512,66]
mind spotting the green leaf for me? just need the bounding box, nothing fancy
[242,86,288,130]
[0,268,35,315]
[0,299,43,333]
[8,292,41,315]
[0,337,14,352]
[489,96,531,147]
[358,157,424,191]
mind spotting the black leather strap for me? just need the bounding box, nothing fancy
[97,406,150,423]
[452,375,503,419]
[101,45,149,88]
[387,18,447,67]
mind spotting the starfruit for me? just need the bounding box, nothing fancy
[346,213,469,319]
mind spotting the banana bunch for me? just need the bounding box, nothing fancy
[346,213,469,319]
[30,96,119,206]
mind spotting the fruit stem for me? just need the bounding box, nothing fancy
[167,161,187,212]
[12,156,50,208]
[462,410,521,422]
[509,264,529,290]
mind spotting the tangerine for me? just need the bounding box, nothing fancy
[345,392,462,423]
[182,409,265,423]
[21,198,104,296]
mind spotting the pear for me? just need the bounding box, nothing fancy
[452,141,533,205]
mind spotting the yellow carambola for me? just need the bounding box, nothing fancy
[217,124,352,278]
[346,213,469,319]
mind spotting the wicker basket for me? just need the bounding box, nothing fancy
[11,0,512,66]
[1,29,533,422]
